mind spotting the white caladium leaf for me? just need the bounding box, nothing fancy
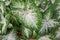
[51,0,55,4]
[22,27,32,38]
[2,30,16,40]
[11,1,42,31]
[54,0,60,19]
[38,0,51,12]
[22,1,42,30]
[0,11,8,34]
[0,2,5,14]
[38,35,51,40]
[5,0,11,6]
[55,27,60,39]
[22,10,39,29]
[40,9,59,33]
[1,14,7,34]
[57,10,60,19]
[55,3,60,10]
[54,0,60,9]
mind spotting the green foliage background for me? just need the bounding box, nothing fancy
[0,0,60,40]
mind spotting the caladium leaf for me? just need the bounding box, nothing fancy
[54,0,60,20]
[5,0,11,6]
[22,27,32,39]
[10,0,42,31]
[10,0,26,9]
[2,30,17,40]
[0,13,7,34]
[37,0,51,12]
[0,2,6,14]
[51,0,55,4]
[38,35,51,40]
[39,8,59,33]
